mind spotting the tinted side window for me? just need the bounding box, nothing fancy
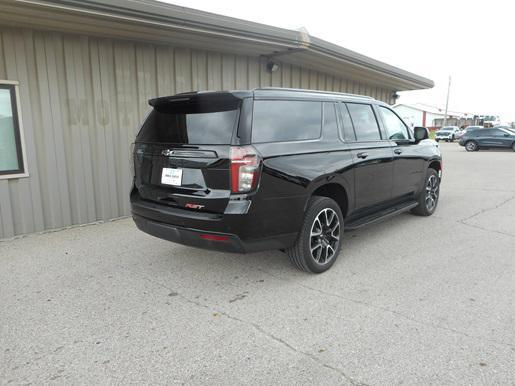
[252,100,322,143]
[379,106,410,140]
[491,129,505,136]
[346,103,381,141]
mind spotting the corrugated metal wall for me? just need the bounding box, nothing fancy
[0,26,396,239]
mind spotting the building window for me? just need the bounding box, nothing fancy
[0,81,27,179]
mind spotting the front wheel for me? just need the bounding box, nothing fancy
[411,169,440,216]
[286,196,343,273]
[512,142,515,152]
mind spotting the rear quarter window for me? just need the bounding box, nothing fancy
[252,100,322,143]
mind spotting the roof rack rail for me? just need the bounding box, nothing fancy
[255,87,375,100]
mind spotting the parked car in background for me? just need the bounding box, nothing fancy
[459,127,515,151]
[435,126,460,142]
[130,88,442,273]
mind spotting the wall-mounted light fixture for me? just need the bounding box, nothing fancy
[266,61,280,73]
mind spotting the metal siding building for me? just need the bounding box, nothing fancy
[0,0,433,239]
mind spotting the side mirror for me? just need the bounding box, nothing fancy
[414,126,429,142]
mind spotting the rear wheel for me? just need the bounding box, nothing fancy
[411,169,440,216]
[286,196,343,273]
[465,141,478,152]
[512,142,515,151]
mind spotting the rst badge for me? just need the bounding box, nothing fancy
[185,203,205,210]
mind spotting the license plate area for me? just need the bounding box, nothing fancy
[161,168,183,186]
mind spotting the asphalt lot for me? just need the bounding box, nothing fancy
[1,142,514,385]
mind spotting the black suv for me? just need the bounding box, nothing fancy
[131,88,442,273]
[458,127,515,151]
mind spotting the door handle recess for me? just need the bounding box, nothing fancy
[394,148,403,155]
[356,152,368,159]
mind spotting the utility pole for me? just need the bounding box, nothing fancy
[442,75,451,127]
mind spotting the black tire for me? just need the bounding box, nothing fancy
[451,135,455,142]
[435,139,440,142]
[286,196,343,273]
[512,142,515,152]
[411,169,440,216]
[465,140,478,152]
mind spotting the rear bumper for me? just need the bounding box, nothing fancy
[133,214,246,253]
[130,189,297,253]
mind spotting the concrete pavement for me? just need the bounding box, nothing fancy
[1,143,514,385]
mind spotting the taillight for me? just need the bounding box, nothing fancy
[129,143,135,178]
[230,146,261,193]
[131,143,147,180]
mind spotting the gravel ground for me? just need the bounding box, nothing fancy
[1,142,514,385]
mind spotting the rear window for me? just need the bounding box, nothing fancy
[252,100,322,143]
[137,95,240,144]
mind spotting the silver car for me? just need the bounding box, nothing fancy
[435,126,460,142]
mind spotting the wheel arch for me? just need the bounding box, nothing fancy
[428,159,442,173]
[308,182,349,219]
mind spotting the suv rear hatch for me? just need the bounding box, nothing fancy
[133,92,246,214]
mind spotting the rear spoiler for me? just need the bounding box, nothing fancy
[149,91,251,108]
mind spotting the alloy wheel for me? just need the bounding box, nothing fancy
[310,208,340,265]
[466,141,476,151]
[425,175,439,212]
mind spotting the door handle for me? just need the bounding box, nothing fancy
[394,148,403,155]
[356,152,368,159]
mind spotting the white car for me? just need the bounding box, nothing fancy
[435,126,460,142]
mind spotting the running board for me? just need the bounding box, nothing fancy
[345,201,419,230]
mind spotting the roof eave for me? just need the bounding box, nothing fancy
[6,0,434,91]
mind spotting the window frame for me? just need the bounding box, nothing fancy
[345,102,383,142]
[0,80,28,179]
[335,102,356,142]
[377,105,412,142]
[250,98,323,144]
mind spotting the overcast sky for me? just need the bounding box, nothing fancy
[162,0,515,122]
